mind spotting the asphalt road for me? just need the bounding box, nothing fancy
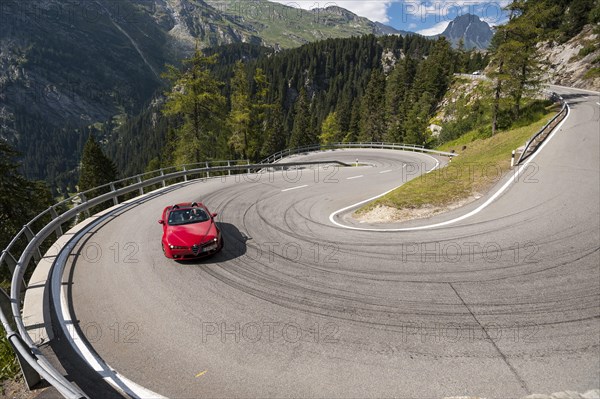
[61,86,599,398]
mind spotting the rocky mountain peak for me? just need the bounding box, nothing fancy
[441,13,493,49]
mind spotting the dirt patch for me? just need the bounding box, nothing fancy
[2,378,36,399]
[1,377,54,399]
[355,194,482,224]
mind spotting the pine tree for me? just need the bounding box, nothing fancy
[404,92,433,146]
[385,56,416,143]
[227,61,251,159]
[261,103,286,158]
[78,134,118,192]
[1,140,53,282]
[249,67,271,161]
[319,112,343,145]
[344,98,362,143]
[162,46,226,165]
[412,38,454,104]
[1,140,34,254]
[288,89,316,148]
[489,1,545,132]
[335,96,352,135]
[504,3,545,116]
[358,68,386,142]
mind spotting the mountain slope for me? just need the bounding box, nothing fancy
[0,0,406,189]
[136,0,407,52]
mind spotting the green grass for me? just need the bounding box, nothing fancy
[584,67,600,79]
[358,111,557,213]
[579,44,597,58]
[0,328,19,382]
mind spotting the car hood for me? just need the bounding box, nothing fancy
[166,221,217,246]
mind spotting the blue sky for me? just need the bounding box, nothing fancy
[270,1,511,35]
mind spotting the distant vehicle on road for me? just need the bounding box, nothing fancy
[472,70,481,75]
[159,202,223,260]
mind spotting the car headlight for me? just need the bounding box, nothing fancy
[169,245,187,250]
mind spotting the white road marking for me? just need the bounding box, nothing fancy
[379,170,393,174]
[282,185,308,192]
[596,102,600,106]
[402,164,407,168]
[329,102,571,232]
[347,175,364,180]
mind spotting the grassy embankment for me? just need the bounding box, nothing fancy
[358,104,560,215]
[0,333,19,383]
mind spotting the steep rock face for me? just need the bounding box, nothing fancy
[538,25,600,91]
[440,14,493,50]
[145,0,263,51]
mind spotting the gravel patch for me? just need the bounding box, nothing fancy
[355,194,482,224]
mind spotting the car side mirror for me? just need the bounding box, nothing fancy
[158,220,164,225]
[211,213,218,218]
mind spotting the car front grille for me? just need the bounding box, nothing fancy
[192,244,200,256]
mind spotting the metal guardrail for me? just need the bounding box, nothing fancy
[516,93,568,165]
[0,157,357,397]
[260,142,457,164]
[1,141,452,396]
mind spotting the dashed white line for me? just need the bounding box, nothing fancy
[379,170,393,174]
[347,175,364,180]
[282,185,309,192]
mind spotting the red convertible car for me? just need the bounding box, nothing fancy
[159,202,223,259]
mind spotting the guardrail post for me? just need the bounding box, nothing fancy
[9,336,42,390]
[160,170,166,188]
[511,150,516,168]
[183,166,188,182]
[0,291,42,389]
[228,161,231,176]
[206,162,210,179]
[110,183,119,206]
[3,252,19,280]
[2,252,27,298]
[23,226,42,262]
[247,160,251,174]
[77,193,91,219]
[137,176,144,196]
[49,206,63,238]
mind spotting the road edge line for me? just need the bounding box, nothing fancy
[329,104,571,232]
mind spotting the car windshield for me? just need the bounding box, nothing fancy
[168,208,210,226]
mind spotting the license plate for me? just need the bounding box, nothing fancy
[203,243,218,252]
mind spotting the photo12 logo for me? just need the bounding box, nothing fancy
[400,1,506,25]
[399,241,539,264]
[398,321,540,344]
[201,321,341,344]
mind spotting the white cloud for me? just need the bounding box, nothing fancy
[416,20,450,36]
[267,1,510,27]
[270,1,393,23]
